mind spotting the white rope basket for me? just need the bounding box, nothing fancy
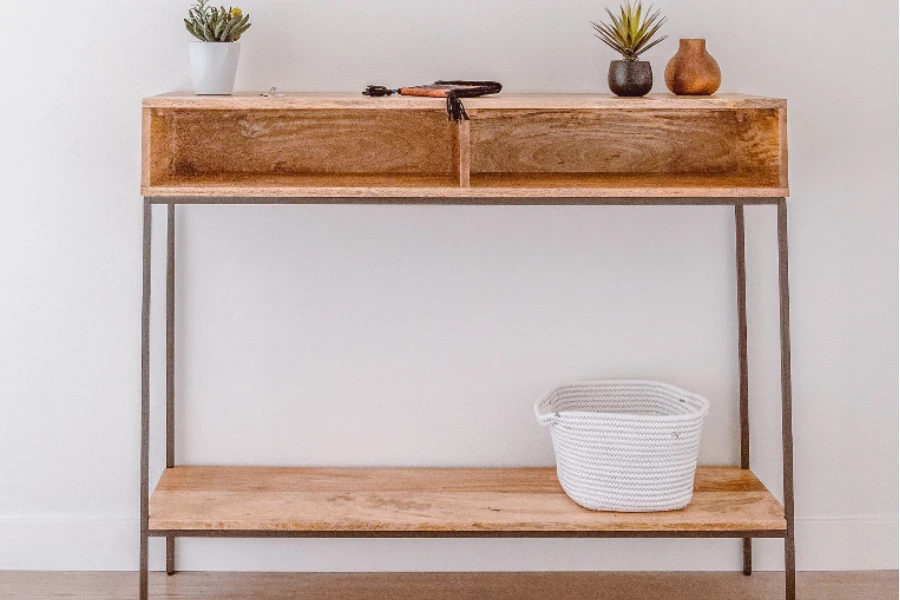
[535,380,710,512]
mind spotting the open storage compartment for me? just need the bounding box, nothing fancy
[468,108,787,194]
[143,107,462,191]
[142,94,788,198]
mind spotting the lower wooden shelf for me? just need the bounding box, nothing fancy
[140,172,787,200]
[148,466,786,538]
[469,172,786,198]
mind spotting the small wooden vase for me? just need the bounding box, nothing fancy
[664,39,721,95]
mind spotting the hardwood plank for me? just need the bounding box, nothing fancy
[470,172,782,190]
[141,107,151,190]
[142,171,787,199]
[153,173,781,191]
[143,171,788,199]
[143,92,786,110]
[148,173,460,191]
[143,106,176,190]
[1,571,895,600]
[141,185,788,199]
[456,119,471,187]
[469,109,782,179]
[148,466,786,534]
[142,186,789,200]
[148,108,457,184]
[778,106,790,188]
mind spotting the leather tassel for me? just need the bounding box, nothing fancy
[446,92,469,122]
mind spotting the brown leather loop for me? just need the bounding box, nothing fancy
[363,81,501,120]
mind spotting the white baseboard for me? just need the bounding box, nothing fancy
[0,517,895,572]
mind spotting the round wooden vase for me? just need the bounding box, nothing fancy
[664,39,721,95]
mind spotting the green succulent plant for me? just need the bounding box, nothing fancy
[184,0,251,42]
[591,1,666,60]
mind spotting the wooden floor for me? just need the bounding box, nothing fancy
[0,571,895,600]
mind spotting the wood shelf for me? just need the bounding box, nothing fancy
[143,92,786,111]
[143,173,786,200]
[148,466,786,537]
[142,93,788,200]
[469,173,787,198]
[145,173,460,198]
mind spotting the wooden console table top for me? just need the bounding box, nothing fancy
[142,92,788,200]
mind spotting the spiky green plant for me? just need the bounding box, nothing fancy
[184,0,251,42]
[591,1,666,60]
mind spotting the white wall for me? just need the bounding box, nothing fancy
[0,0,896,573]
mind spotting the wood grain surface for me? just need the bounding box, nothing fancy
[142,93,788,199]
[143,92,786,110]
[148,466,786,534]
[142,184,788,199]
[469,109,781,179]
[778,107,789,188]
[469,172,782,190]
[1,571,895,600]
[149,108,456,180]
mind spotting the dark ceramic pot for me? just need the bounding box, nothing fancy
[608,60,653,97]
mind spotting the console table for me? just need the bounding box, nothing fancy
[139,93,794,599]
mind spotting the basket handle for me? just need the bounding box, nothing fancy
[534,395,556,426]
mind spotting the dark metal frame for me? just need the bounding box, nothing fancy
[139,196,795,600]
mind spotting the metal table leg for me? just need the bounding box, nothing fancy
[735,204,752,575]
[140,198,152,600]
[777,198,796,600]
[166,203,176,576]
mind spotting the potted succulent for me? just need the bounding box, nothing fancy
[591,1,666,97]
[184,0,251,95]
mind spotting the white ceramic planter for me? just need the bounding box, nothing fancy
[189,42,241,95]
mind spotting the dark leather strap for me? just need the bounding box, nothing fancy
[362,81,502,120]
[434,81,503,97]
